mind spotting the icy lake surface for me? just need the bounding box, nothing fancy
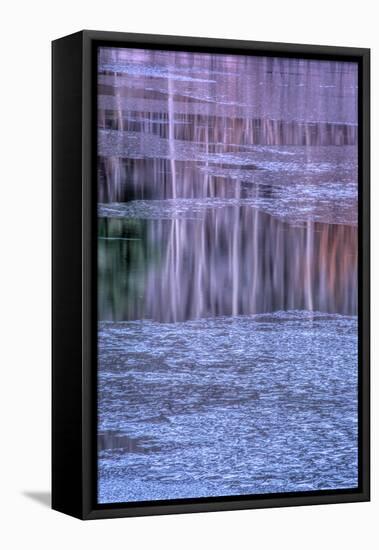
[97,48,359,503]
[98,311,358,503]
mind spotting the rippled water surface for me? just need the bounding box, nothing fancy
[98,312,358,503]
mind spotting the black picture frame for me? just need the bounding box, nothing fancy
[52,30,370,520]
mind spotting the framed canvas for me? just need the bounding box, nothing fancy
[52,30,370,520]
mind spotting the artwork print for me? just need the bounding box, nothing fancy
[97,47,358,504]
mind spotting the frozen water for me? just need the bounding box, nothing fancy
[97,48,359,504]
[98,311,358,503]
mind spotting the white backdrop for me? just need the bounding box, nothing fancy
[0,1,376,548]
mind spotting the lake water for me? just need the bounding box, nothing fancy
[97,48,358,503]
